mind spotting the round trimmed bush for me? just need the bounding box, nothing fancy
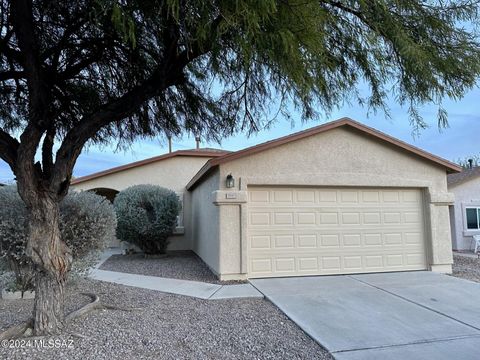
[0,186,117,290]
[114,185,181,254]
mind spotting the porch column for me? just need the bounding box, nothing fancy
[212,190,248,280]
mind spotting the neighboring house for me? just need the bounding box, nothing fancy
[72,118,460,280]
[447,166,480,250]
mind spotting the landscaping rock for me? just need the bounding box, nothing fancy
[1,289,35,300]
[0,278,332,360]
[451,254,480,283]
[100,251,245,284]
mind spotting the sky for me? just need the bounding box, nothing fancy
[0,86,479,183]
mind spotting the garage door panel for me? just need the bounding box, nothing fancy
[274,235,295,248]
[298,257,318,271]
[250,212,270,225]
[248,187,427,278]
[249,209,424,225]
[362,191,380,202]
[250,235,271,249]
[296,190,316,203]
[249,254,426,278]
[298,234,317,248]
[340,191,359,203]
[248,231,425,251]
[275,257,296,272]
[343,256,362,269]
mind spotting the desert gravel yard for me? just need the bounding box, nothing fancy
[0,278,332,360]
[451,253,480,282]
[4,255,476,360]
[100,251,245,284]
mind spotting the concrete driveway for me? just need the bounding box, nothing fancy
[251,272,480,360]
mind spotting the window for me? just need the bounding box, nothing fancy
[466,208,480,230]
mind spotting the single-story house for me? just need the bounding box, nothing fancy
[448,166,480,250]
[71,148,229,249]
[71,118,460,280]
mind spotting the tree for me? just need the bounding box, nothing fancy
[456,154,480,169]
[0,0,479,336]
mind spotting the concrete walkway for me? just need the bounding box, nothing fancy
[251,272,480,360]
[89,250,263,300]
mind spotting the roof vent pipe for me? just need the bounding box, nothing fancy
[468,159,473,169]
[195,135,200,149]
[167,135,172,153]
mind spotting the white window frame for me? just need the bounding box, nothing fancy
[465,207,480,230]
[462,204,480,236]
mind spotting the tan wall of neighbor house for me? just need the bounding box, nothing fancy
[190,169,221,273]
[202,126,454,280]
[71,155,213,250]
[449,179,480,250]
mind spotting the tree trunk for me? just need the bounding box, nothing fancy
[25,196,72,335]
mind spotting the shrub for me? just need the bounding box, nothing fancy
[60,190,117,276]
[0,186,31,291]
[114,185,181,254]
[60,191,117,260]
[0,186,117,291]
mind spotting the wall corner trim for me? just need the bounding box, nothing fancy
[212,190,248,205]
[428,192,455,206]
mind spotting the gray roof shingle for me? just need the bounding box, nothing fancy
[447,166,480,187]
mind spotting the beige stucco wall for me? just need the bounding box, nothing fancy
[448,179,480,250]
[190,169,221,273]
[202,126,454,279]
[71,155,213,250]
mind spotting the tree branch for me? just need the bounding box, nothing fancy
[10,0,53,194]
[51,65,184,190]
[11,0,49,126]
[58,52,104,81]
[0,70,25,81]
[176,15,223,68]
[0,30,23,63]
[50,13,224,194]
[0,128,19,170]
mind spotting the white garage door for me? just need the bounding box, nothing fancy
[247,187,427,278]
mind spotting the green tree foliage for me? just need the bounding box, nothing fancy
[1,1,479,152]
[114,185,181,254]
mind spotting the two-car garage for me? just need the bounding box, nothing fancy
[187,118,459,280]
[247,187,427,278]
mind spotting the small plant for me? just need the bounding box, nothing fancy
[0,186,117,291]
[114,185,181,254]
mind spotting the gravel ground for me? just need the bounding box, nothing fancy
[451,254,480,283]
[0,278,332,360]
[100,251,244,284]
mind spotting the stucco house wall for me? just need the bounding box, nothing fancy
[190,126,455,279]
[190,169,221,273]
[71,155,216,250]
[448,179,480,250]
